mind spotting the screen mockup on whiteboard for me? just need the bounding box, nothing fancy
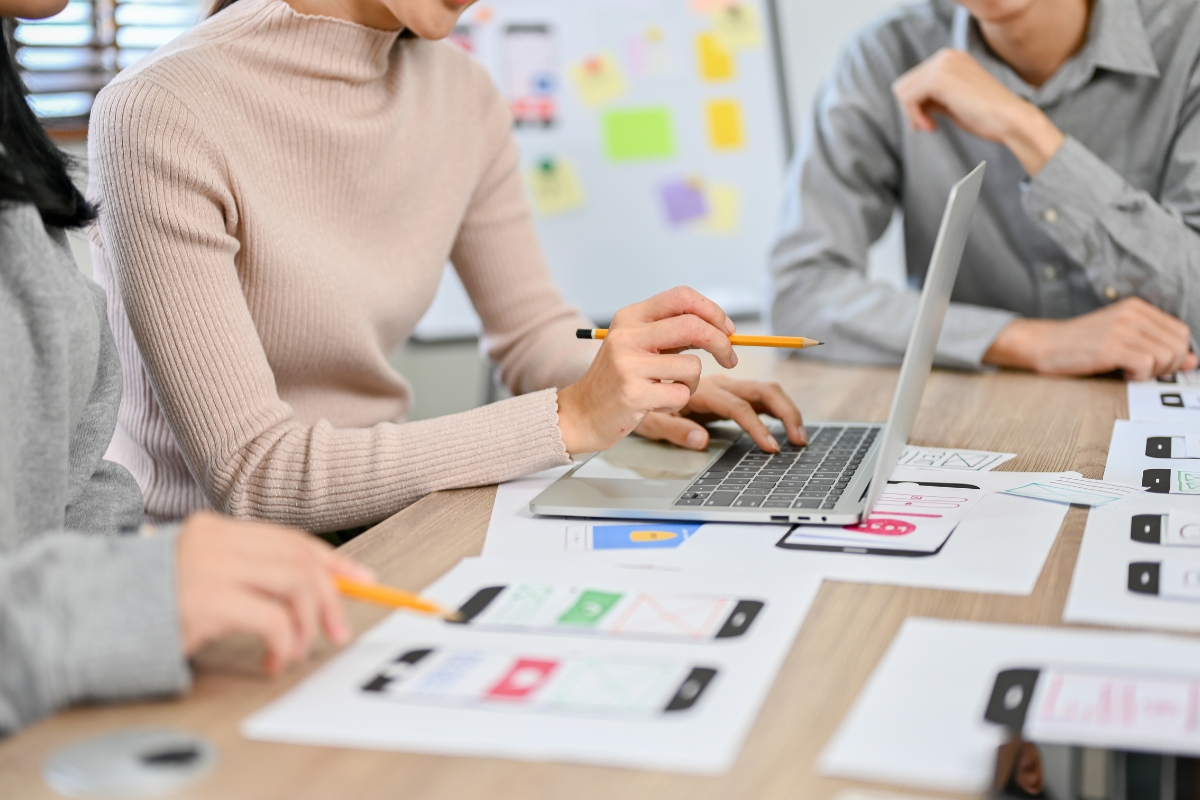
[414,0,792,340]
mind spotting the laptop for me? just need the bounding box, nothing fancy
[530,162,986,526]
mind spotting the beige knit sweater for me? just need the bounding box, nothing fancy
[88,0,599,531]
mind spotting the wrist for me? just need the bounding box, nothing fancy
[982,318,1046,371]
[1000,102,1065,176]
[556,384,600,456]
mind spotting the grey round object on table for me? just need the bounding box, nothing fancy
[43,727,217,797]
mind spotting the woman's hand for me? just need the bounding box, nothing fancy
[557,287,739,455]
[556,286,806,454]
[634,375,806,453]
[176,512,375,675]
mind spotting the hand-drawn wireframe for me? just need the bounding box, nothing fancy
[1003,476,1142,507]
[455,583,762,642]
[360,646,717,717]
[895,446,1015,472]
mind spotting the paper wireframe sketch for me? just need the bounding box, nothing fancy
[779,481,986,555]
[1128,371,1200,423]
[483,468,1072,596]
[819,618,1200,794]
[1002,475,1143,507]
[1064,494,1200,633]
[1104,420,1200,492]
[243,558,820,774]
[896,446,1015,472]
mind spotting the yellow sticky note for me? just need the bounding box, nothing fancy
[697,184,741,234]
[712,3,761,50]
[527,158,585,216]
[569,53,627,108]
[706,98,744,150]
[695,32,735,82]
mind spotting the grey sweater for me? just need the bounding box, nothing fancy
[0,202,188,736]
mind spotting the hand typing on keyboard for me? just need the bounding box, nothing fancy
[675,426,879,511]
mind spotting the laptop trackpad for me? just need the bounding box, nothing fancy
[572,436,723,482]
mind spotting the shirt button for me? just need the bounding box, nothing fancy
[1042,265,1058,281]
[1043,208,1059,224]
[1104,286,1120,300]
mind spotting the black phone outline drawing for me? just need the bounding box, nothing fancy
[450,585,764,641]
[360,647,718,716]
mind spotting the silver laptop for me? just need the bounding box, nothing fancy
[531,162,986,525]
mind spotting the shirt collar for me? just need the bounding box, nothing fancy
[952,0,1159,106]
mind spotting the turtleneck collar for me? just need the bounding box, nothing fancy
[203,0,403,84]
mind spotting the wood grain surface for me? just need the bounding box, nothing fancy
[0,360,1128,800]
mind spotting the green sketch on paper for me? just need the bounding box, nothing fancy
[557,590,624,627]
[1177,471,1200,493]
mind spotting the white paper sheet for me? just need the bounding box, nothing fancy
[896,446,1016,472]
[779,481,985,554]
[1105,419,1200,496]
[1002,475,1144,507]
[1063,494,1200,632]
[483,468,1072,596]
[819,618,1200,794]
[243,558,820,774]
[1128,372,1200,423]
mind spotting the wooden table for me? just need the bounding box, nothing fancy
[0,360,1127,799]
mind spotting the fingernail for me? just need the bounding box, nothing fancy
[767,435,780,451]
[731,350,739,367]
[687,430,707,449]
[724,316,736,334]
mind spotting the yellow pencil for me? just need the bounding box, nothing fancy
[575,329,823,349]
[334,576,461,622]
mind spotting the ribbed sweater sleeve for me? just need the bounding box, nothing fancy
[90,78,574,533]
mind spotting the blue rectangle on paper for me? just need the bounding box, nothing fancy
[591,523,701,550]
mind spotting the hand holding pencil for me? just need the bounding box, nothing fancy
[555,287,807,456]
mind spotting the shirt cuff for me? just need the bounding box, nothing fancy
[65,525,190,704]
[935,302,1019,369]
[1021,136,1140,301]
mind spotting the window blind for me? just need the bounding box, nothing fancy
[15,0,204,124]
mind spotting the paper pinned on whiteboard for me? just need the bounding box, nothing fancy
[568,52,626,108]
[711,3,762,50]
[705,98,745,150]
[695,32,735,82]
[601,107,675,161]
[527,158,585,216]
[896,446,1016,472]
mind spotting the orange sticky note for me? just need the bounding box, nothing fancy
[706,98,744,150]
[695,32,734,82]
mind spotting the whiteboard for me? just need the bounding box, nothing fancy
[414,0,792,340]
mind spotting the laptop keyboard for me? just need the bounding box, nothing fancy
[673,425,879,511]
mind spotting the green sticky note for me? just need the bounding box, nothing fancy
[558,590,623,627]
[602,107,675,161]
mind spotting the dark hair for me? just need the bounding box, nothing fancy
[0,18,95,228]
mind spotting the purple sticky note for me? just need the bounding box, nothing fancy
[660,179,709,225]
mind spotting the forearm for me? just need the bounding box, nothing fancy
[771,262,1016,369]
[0,529,188,736]
[210,389,570,532]
[1023,137,1200,332]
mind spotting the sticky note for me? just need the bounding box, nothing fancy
[697,184,741,234]
[712,3,761,50]
[660,177,709,225]
[695,32,735,82]
[602,107,675,161]
[527,158,585,216]
[706,98,744,150]
[569,53,626,108]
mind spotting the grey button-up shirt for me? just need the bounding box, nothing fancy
[769,0,1200,368]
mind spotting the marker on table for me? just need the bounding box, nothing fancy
[576,329,823,349]
[334,576,461,622]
